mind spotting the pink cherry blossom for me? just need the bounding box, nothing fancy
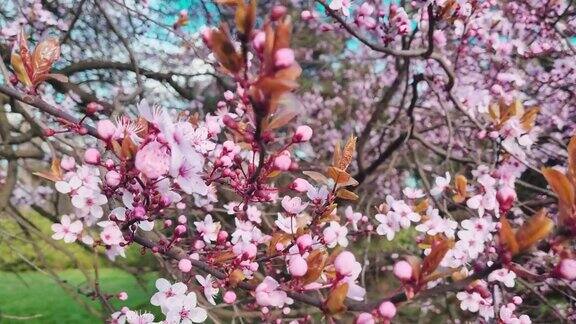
[393,261,413,281]
[194,214,221,243]
[51,215,83,243]
[195,274,218,305]
[281,196,308,215]
[255,276,293,308]
[135,141,170,179]
[165,292,208,323]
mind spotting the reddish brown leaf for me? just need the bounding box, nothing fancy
[121,136,137,160]
[273,16,292,52]
[210,26,243,74]
[234,0,256,35]
[267,232,292,255]
[520,107,539,131]
[228,269,245,287]
[336,188,358,201]
[302,170,330,185]
[338,135,357,171]
[420,239,453,279]
[33,158,62,182]
[516,209,554,252]
[568,136,576,186]
[10,53,32,86]
[499,217,519,255]
[542,167,574,207]
[302,249,327,284]
[31,37,60,85]
[327,167,351,184]
[17,28,32,75]
[414,199,429,214]
[325,283,348,314]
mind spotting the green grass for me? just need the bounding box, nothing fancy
[0,269,158,324]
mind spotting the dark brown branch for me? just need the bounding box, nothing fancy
[0,84,101,139]
[316,0,435,58]
[133,232,502,313]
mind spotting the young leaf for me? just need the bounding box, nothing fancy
[516,209,554,252]
[10,53,32,86]
[31,37,61,85]
[302,249,327,284]
[542,167,574,207]
[210,26,243,74]
[303,170,330,185]
[568,136,576,185]
[325,283,348,314]
[336,188,359,201]
[273,16,292,52]
[520,107,539,131]
[338,135,357,171]
[452,175,467,203]
[228,269,245,287]
[33,158,62,182]
[420,238,453,279]
[327,167,351,184]
[235,0,257,35]
[499,217,519,255]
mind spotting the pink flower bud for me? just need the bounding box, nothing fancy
[296,234,313,251]
[135,141,170,179]
[224,90,235,101]
[174,224,187,236]
[477,129,487,139]
[201,28,212,48]
[512,296,523,305]
[224,291,237,304]
[84,148,101,164]
[292,125,313,142]
[133,206,146,219]
[117,291,128,301]
[301,10,312,21]
[334,251,356,276]
[556,259,576,281]
[86,102,104,115]
[97,120,117,140]
[178,215,187,224]
[378,301,397,319]
[290,178,310,192]
[194,240,206,250]
[105,170,121,187]
[355,312,375,324]
[274,48,295,69]
[274,154,291,171]
[178,258,192,272]
[60,156,76,171]
[393,260,413,281]
[217,230,229,243]
[252,31,266,53]
[288,255,308,277]
[497,186,517,212]
[271,5,287,21]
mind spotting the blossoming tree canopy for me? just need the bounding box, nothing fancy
[0,0,576,323]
